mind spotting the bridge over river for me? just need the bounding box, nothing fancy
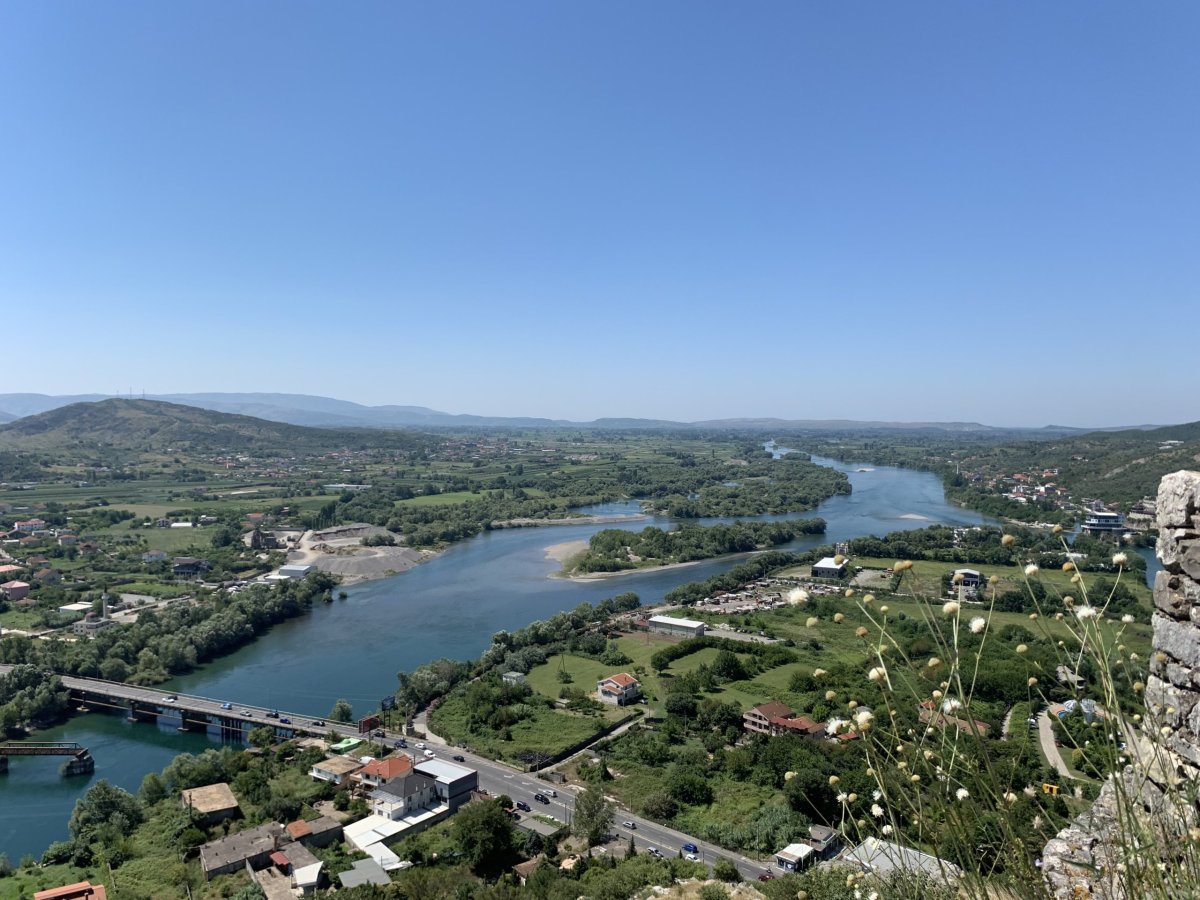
[0,663,338,772]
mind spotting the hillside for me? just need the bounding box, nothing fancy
[0,399,432,453]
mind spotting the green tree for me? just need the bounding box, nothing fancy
[138,772,167,806]
[330,698,354,723]
[69,779,143,844]
[572,782,614,846]
[452,799,515,872]
[712,857,742,882]
[248,725,276,749]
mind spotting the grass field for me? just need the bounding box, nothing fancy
[397,491,485,507]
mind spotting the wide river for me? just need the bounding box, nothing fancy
[0,453,992,859]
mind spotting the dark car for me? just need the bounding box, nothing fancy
[515,801,531,812]
[682,843,698,854]
[452,754,466,762]
[533,793,549,804]
[279,717,291,724]
[374,729,386,737]
[265,710,280,719]
[758,873,774,882]
[311,719,325,727]
[394,740,407,749]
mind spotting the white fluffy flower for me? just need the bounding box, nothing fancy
[1075,605,1098,620]
[827,717,846,735]
[870,803,884,818]
[854,708,874,729]
[1024,564,1039,577]
[969,616,986,634]
[941,698,962,714]
[1121,614,1135,624]
[868,666,886,683]
[787,588,809,604]
[882,824,893,835]
[942,601,960,616]
[955,788,970,801]
[1112,552,1128,566]
[836,791,848,804]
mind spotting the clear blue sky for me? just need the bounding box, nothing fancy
[2,3,1196,427]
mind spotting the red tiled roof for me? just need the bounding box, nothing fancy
[357,755,413,780]
[286,820,312,839]
[270,851,289,867]
[604,673,638,687]
[750,701,794,720]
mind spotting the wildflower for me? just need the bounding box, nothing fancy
[806,616,819,628]
[1121,614,1134,623]
[1016,644,1027,653]
[847,793,858,803]
[955,788,969,801]
[848,700,858,710]
[829,775,840,786]
[910,774,921,783]
[1133,681,1145,693]
[923,749,934,761]
[1024,785,1037,798]
[969,616,986,634]
[1029,613,1038,620]
[872,789,882,801]
[1052,523,1063,534]
[879,605,889,613]
[826,690,837,701]
[787,588,809,604]
[1131,652,1139,660]
[1033,815,1043,830]
[1003,791,1017,803]
[932,689,943,700]
[855,626,869,638]
[988,574,1000,586]
[1074,605,1098,620]
[1028,677,1038,687]
[863,594,875,604]
[927,657,941,669]
[882,824,893,835]
[836,791,848,804]
[1024,564,1039,577]
[942,601,960,616]
[1071,572,1082,584]
[868,666,886,683]
[833,612,846,623]
[894,560,913,572]
[952,572,964,584]
[827,717,846,734]
[813,668,827,677]
[1113,552,1128,566]
[854,709,874,729]
[844,589,855,598]
[942,698,962,713]
[1062,561,1076,572]
[1001,533,1015,546]
[834,554,846,565]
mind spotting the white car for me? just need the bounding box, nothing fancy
[423,749,435,758]
[415,742,426,749]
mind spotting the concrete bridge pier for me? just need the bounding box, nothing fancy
[127,700,157,723]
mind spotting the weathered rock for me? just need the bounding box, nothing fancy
[1156,471,1200,530]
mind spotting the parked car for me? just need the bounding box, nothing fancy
[682,843,698,854]
[452,754,466,762]
[622,821,636,829]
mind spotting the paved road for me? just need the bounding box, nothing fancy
[1038,710,1075,778]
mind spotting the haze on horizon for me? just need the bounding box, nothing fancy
[1,3,1197,430]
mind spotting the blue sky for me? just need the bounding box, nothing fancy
[2,3,1196,427]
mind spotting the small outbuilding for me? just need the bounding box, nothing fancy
[181,782,241,825]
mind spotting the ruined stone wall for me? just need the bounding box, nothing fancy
[1042,470,1200,899]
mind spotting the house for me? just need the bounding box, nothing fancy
[647,614,706,639]
[199,822,287,880]
[806,824,840,859]
[73,614,116,638]
[953,568,982,590]
[513,856,545,886]
[33,883,107,900]
[839,837,961,882]
[337,858,392,888]
[292,861,324,895]
[744,701,794,735]
[811,556,847,579]
[33,568,60,585]
[57,534,77,547]
[141,550,168,563]
[355,754,414,789]
[743,701,826,738]
[1082,511,1125,535]
[310,755,364,785]
[414,758,479,811]
[1057,665,1086,690]
[597,672,642,706]
[774,842,814,871]
[0,564,22,577]
[1,580,30,602]
[285,815,343,849]
[369,770,439,820]
[917,700,990,737]
[12,518,46,533]
[502,671,527,686]
[181,782,241,825]
[172,557,211,577]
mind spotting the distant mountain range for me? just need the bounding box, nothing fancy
[0,399,431,453]
[0,392,1137,433]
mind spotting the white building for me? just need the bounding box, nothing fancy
[647,615,706,639]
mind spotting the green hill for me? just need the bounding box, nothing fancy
[0,398,432,454]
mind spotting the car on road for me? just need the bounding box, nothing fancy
[685,853,700,861]
[220,701,232,710]
[533,793,549,804]
[758,873,774,882]
[241,709,253,715]
[621,821,636,830]
[452,754,466,762]
[279,717,290,724]
[682,843,698,854]
[161,695,177,703]
[647,847,662,858]
[311,719,325,727]
[548,789,557,797]
[373,729,386,737]
[394,740,407,749]
[415,742,425,749]
[515,801,532,811]
[423,749,435,758]
[266,710,280,719]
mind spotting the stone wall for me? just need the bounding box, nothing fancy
[1042,470,1200,899]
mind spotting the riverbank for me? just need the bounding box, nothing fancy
[560,550,763,581]
[493,513,648,528]
[286,525,441,585]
